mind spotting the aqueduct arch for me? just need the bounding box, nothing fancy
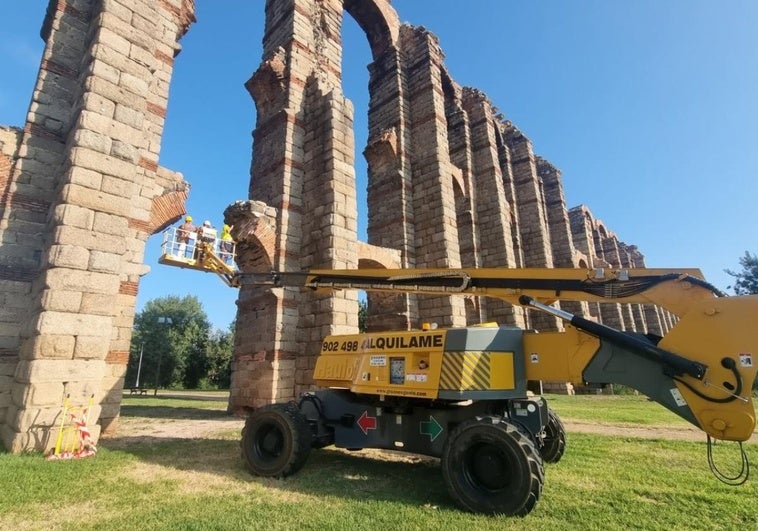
[0,0,672,451]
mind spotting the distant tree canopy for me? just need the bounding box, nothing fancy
[726,251,758,295]
[358,298,367,333]
[127,295,234,390]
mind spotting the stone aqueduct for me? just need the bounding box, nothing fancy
[0,0,674,452]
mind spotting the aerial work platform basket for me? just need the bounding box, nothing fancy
[158,227,239,287]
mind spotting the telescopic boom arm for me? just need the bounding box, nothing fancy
[237,266,723,316]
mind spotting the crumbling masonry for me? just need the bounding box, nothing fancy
[0,0,672,452]
[223,0,675,409]
[0,0,194,452]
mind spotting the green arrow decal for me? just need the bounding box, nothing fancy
[420,415,443,442]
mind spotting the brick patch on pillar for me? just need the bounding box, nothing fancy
[138,157,158,172]
[119,281,139,296]
[105,350,129,365]
[127,218,152,234]
[23,123,64,142]
[41,59,77,80]
[146,102,167,119]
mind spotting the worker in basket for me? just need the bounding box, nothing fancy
[177,215,195,258]
[195,220,218,260]
[220,224,235,265]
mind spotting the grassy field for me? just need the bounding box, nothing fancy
[0,393,755,530]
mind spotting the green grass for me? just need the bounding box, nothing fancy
[545,393,692,426]
[0,395,755,530]
[120,394,229,421]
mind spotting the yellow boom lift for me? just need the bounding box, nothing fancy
[159,232,757,516]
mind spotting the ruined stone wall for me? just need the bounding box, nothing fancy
[0,0,194,452]
[227,0,360,411]
[225,0,670,410]
[460,89,521,327]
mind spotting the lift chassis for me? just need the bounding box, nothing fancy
[235,267,757,517]
[157,241,757,517]
[243,325,556,516]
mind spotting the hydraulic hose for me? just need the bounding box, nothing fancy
[518,295,707,379]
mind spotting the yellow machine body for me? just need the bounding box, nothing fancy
[314,328,519,400]
[303,268,758,442]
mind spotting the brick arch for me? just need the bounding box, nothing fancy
[359,258,386,269]
[357,242,401,269]
[225,201,277,271]
[147,188,190,235]
[596,222,609,239]
[343,0,400,60]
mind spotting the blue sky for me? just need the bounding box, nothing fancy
[2,1,757,330]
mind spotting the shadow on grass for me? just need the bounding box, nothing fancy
[107,436,451,510]
[108,396,452,509]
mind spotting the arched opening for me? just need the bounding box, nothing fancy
[340,13,371,242]
[357,258,396,332]
[343,0,399,61]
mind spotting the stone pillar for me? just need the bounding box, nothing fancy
[462,89,523,327]
[539,160,590,321]
[224,201,279,411]
[400,25,465,328]
[0,0,193,452]
[298,79,359,396]
[595,236,625,330]
[618,243,647,333]
[233,0,358,410]
[444,84,484,325]
[539,159,573,268]
[505,127,559,331]
[364,43,416,331]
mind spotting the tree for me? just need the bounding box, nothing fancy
[202,325,235,389]
[358,299,368,332]
[127,295,211,390]
[725,252,758,295]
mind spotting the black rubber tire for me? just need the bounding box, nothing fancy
[442,416,544,516]
[241,402,312,477]
[541,408,567,464]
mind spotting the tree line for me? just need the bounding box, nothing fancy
[126,295,233,390]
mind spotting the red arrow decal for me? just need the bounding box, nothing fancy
[357,411,377,435]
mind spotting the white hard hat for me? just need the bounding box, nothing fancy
[203,220,211,227]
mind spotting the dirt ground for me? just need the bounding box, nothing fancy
[101,392,758,448]
[105,417,758,446]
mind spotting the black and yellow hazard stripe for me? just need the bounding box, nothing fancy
[440,351,491,391]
